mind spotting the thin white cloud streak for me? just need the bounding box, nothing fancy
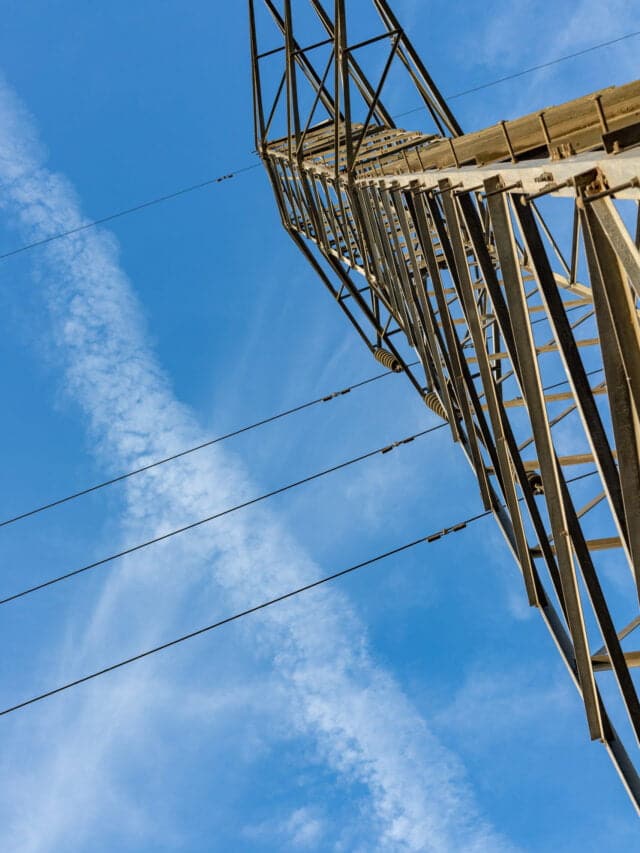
[0,77,517,853]
[433,665,573,751]
[243,806,326,849]
[432,0,639,136]
[467,0,640,112]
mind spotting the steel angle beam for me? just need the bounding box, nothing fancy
[250,0,640,813]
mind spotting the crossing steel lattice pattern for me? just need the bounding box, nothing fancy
[249,0,640,810]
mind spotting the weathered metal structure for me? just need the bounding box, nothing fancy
[249,0,640,811]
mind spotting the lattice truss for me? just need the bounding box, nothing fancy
[249,0,640,809]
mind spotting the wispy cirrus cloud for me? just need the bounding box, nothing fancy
[457,0,640,76]
[0,76,517,853]
[243,806,326,849]
[432,665,573,752]
[448,0,640,129]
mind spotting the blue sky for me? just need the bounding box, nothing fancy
[0,1,638,851]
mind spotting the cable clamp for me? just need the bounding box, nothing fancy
[381,436,416,455]
[322,388,351,402]
[426,521,468,543]
[399,436,416,447]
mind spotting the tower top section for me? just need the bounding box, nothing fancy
[249,0,462,169]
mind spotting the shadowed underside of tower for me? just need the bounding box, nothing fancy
[249,0,640,811]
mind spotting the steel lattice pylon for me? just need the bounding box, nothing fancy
[249,0,640,810]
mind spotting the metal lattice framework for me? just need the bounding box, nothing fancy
[249,0,640,810]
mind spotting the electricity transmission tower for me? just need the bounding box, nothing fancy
[249,0,640,810]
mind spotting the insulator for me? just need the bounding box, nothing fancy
[373,347,402,373]
[423,391,448,421]
[526,469,544,495]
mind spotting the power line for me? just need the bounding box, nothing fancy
[449,30,640,101]
[0,469,601,715]
[0,510,491,718]
[0,166,260,262]
[543,367,603,392]
[1,29,637,263]
[0,425,446,607]
[395,29,640,119]
[0,361,420,530]
[0,359,605,530]
[0,426,602,612]
[0,362,603,536]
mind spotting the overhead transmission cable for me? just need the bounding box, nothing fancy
[0,425,446,607]
[0,361,420,529]
[396,29,640,118]
[0,509,493,718]
[0,26,625,717]
[0,30,637,263]
[0,378,605,609]
[0,167,260,262]
[0,341,605,531]
[0,465,601,718]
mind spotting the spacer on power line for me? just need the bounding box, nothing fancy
[322,388,352,402]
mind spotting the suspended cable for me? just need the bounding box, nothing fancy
[0,165,260,262]
[0,245,604,529]
[395,29,640,119]
[1,30,637,263]
[542,367,603,392]
[0,253,605,531]
[0,425,445,607]
[566,469,600,486]
[0,359,604,531]
[0,361,420,530]
[0,509,492,718]
[0,467,601,717]
[449,31,640,101]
